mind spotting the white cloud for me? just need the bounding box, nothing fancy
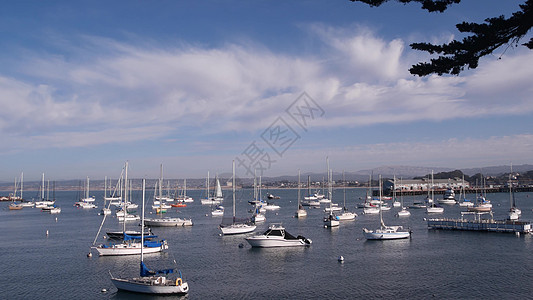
[1,25,533,156]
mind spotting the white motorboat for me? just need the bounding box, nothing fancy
[245,224,312,248]
[363,175,411,240]
[219,161,256,235]
[438,187,457,205]
[110,178,189,296]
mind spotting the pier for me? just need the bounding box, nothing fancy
[427,212,532,233]
[376,186,533,197]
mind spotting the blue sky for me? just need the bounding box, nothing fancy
[1,0,532,181]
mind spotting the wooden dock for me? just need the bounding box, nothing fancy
[427,212,532,234]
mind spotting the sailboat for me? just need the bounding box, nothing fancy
[363,175,411,240]
[507,166,521,220]
[35,173,55,208]
[392,175,401,207]
[336,171,356,221]
[323,159,339,228]
[219,161,256,235]
[395,177,411,217]
[295,170,307,218]
[426,171,444,214]
[251,174,266,222]
[201,172,223,205]
[362,174,380,214]
[458,175,474,207]
[176,179,194,203]
[302,176,320,207]
[110,178,189,295]
[93,162,168,256]
[9,175,24,210]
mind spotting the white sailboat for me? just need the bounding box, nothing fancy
[395,177,411,217]
[363,175,411,240]
[336,171,357,221]
[252,173,266,222]
[508,166,521,220]
[219,161,256,235]
[426,171,444,214]
[323,159,339,228]
[302,176,320,207]
[176,179,194,203]
[392,175,401,207]
[35,173,55,208]
[110,178,189,295]
[458,175,474,207]
[93,163,168,256]
[201,172,223,205]
[295,170,307,218]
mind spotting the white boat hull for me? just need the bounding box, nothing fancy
[336,212,356,220]
[396,209,411,217]
[363,227,410,240]
[144,218,193,227]
[295,209,307,218]
[437,199,457,205]
[246,236,310,248]
[93,242,167,256]
[220,224,256,235]
[111,277,189,295]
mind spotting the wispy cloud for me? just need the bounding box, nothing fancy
[1,24,533,156]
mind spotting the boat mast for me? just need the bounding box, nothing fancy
[123,161,128,234]
[298,170,301,209]
[232,160,236,221]
[141,178,145,263]
[104,176,107,199]
[379,175,386,229]
[343,170,346,210]
[41,173,45,201]
[20,172,23,200]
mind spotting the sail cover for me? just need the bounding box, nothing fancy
[140,262,174,277]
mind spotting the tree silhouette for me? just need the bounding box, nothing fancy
[350,0,533,76]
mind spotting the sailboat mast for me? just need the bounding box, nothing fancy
[159,164,163,199]
[41,173,45,200]
[232,161,236,219]
[298,170,301,209]
[343,170,346,209]
[20,172,23,200]
[123,161,128,233]
[141,178,145,263]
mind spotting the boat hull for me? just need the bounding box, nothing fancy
[93,242,167,256]
[144,218,193,227]
[220,224,256,235]
[363,228,410,240]
[245,236,309,248]
[111,277,189,295]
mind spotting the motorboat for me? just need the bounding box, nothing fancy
[245,224,312,248]
[438,187,457,205]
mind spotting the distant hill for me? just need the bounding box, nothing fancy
[461,164,533,176]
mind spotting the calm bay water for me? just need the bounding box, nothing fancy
[2,188,533,299]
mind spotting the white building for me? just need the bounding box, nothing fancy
[384,178,469,191]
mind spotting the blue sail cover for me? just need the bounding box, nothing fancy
[140,262,174,277]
